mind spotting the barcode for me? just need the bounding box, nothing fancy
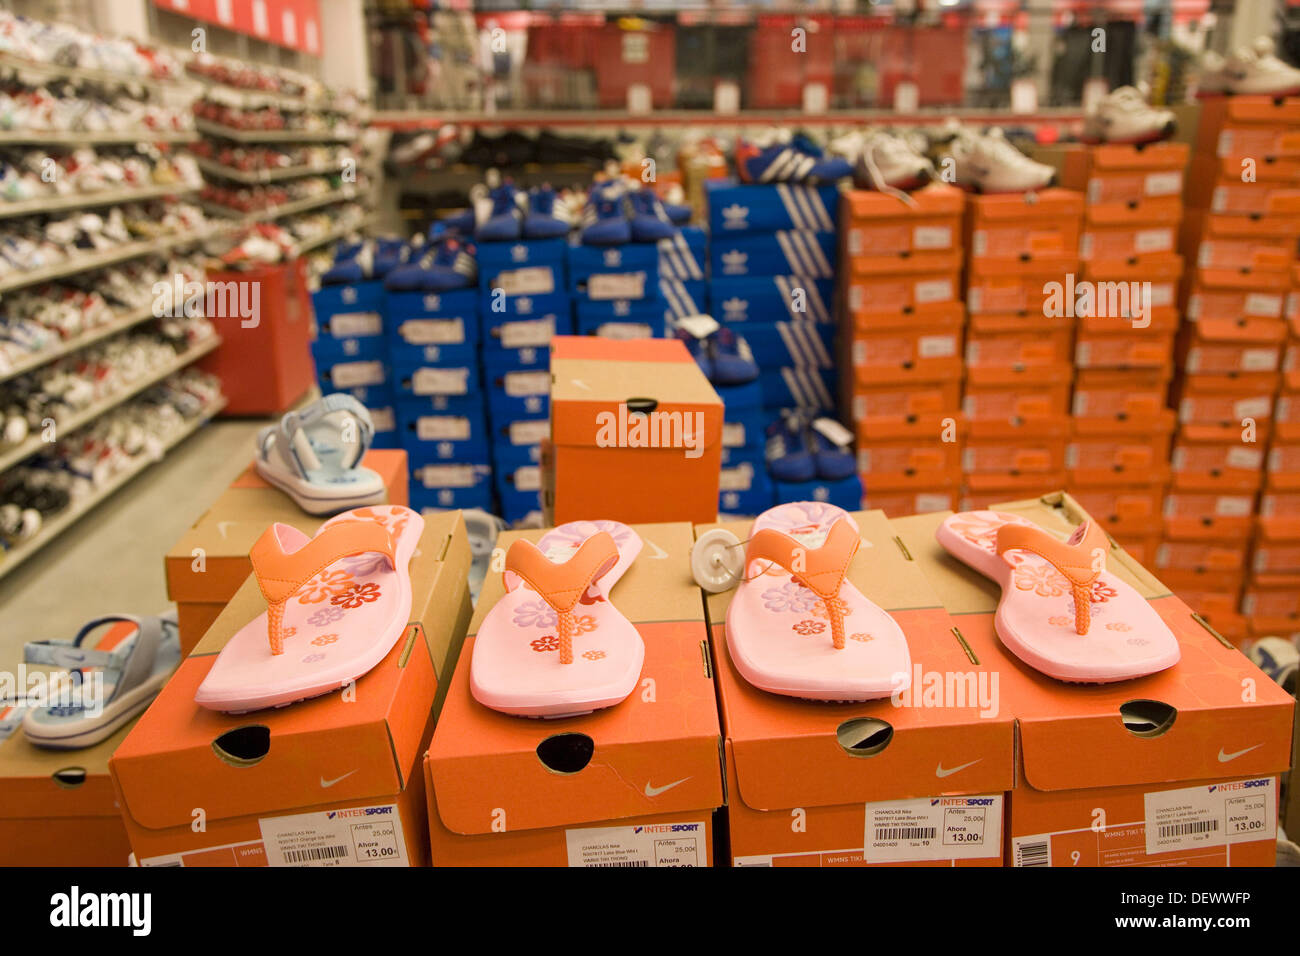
[588,860,649,867]
[284,844,350,864]
[874,826,936,841]
[1159,820,1219,838]
[1016,841,1049,867]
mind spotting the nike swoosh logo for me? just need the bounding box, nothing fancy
[936,758,981,778]
[645,540,669,560]
[320,770,358,788]
[644,777,689,797]
[570,378,590,390]
[217,521,235,539]
[1217,744,1262,763]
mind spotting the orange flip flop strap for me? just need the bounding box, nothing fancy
[995,520,1108,634]
[746,519,860,649]
[251,520,397,655]
[506,532,619,665]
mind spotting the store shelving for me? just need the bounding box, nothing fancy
[0,182,200,221]
[195,119,357,143]
[0,396,226,583]
[195,157,346,184]
[0,335,222,474]
[0,305,161,386]
[0,52,199,96]
[292,217,371,256]
[0,129,198,146]
[201,185,361,225]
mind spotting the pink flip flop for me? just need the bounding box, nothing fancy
[471,520,644,718]
[195,504,424,713]
[725,502,911,702]
[935,510,1181,683]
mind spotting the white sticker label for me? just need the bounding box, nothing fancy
[512,465,542,492]
[495,267,555,297]
[913,225,952,250]
[565,820,706,867]
[1136,228,1173,253]
[864,795,1003,863]
[597,321,652,340]
[419,464,478,488]
[722,421,746,447]
[1011,833,1053,867]
[919,334,957,358]
[1227,447,1264,469]
[588,272,646,301]
[500,317,555,349]
[719,462,754,492]
[1234,396,1271,419]
[258,805,407,867]
[915,492,952,512]
[368,407,395,432]
[915,278,954,303]
[1150,284,1174,308]
[1215,496,1253,517]
[330,361,384,388]
[1245,293,1283,317]
[1145,171,1182,196]
[412,367,469,395]
[505,370,551,397]
[509,419,550,445]
[1241,348,1279,371]
[812,416,853,448]
[400,318,465,345]
[328,312,382,338]
[1143,779,1275,856]
[416,416,471,441]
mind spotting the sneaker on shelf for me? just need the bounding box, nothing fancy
[661,183,692,225]
[1220,37,1300,96]
[475,183,523,242]
[523,185,572,239]
[627,187,677,242]
[383,238,477,292]
[948,125,1056,194]
[736,129,852,184]
[372,238,411,277]
[854,128,936,193]
[321,242,374,284]
[708,327,758,386]
[807,422,855,480]
[675,328,713,381]
[1083,86,1176,144]
[765,413,816,483]
[580,182,632,246]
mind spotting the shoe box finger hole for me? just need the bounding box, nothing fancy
[835,717,894,757]
[52,767,86,789]
[1119,699,1177,738]
[536,732,594,774]
[211,725,271,767]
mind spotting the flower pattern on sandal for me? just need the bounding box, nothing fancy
[297,569,354,605]
[513,599,557,629]
[331,581,381,609]
[761,581,819,615]
[530,635,559,653]
[793,620,825,636]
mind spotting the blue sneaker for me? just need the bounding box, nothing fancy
[523,186,571,238]
[475,184,522,241]
[580,184,631,246]
[321,243,373,284]
[627,188,677,242]
[765,415,816,482]
[708,327,758,385]
[432,207,476,240]
[737,139,853,184]
[676,328,713,380]
[373,239,411,278]
[809,424,856,480]
[384,239,478,292]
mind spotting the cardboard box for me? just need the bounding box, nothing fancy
[424,521,723,866]
[892,495,1294,867]
[849,309,964,387]
[111,510,472,866]
[698,509,1014,866]
[548,336,722,526]
[960,471,1069,511]
[164,450,409,654]
[851,380,961,431]
[846,274,961,316]
[962,418,1069,475]
[963,379,1072,421]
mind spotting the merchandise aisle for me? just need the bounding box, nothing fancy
[0,0,1298,900]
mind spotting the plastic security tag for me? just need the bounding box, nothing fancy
[812,417,853,448]
[677,314,720,339]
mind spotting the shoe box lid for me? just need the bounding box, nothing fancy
[966,187,1085,225]
[841,183,965,223]
[1210,94,1300,127]
[425,521,722,836]
[475,236,568,276]
[1078,141,1191,174]
[112,510,472,833]
[698,509,1015,810]
[892,493,1295,794]
[706,181,841,234]
[312,279,386,319]
[1194,263,1293,293]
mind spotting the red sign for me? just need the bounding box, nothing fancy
[153,0,323,55]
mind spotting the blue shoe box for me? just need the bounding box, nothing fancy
[311,331,387,368]
[720,442,766,469]
[567,243,659,298]
[482,293,572,356]
[705,181,839,234]
[409,463,494,513]
[483,361,551,426]
[317,358,388,393]
[775,475,863,511]
[710,230,837,279]
[493,442,544,522]
[395,398,490,460]
[657,228,707,281]
[758,366,837,412]
[574,297,665,339]
[392,360,480,400]
[388,340,478,368]
[476,237,567,279]
[497,485,543,524]
[489,410,550,449]
[385,290,480,359]
[312,279,385,318]
[659,279,708,323]
[364,402,400,450]
[718,464,775,518]
[735,320,835,369]
[709,277,835,324]
[715,380,768,451]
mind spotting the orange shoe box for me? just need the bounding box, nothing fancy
[699,510,1013,867]
[1155,539,1251,577]
[1178,385,1276,431]
[1075,332,1176,373]
[962,418,1069,475]
[842,184,964,257]
[110,509,473,867]
[963,379,1072,422]
[851,380,961,432]
[860,485,960,517]
[849,306,964,387]
[164,449,409,655]
[1097,516,1165,568]
[1187,284,1288,323]
[1214,125,1300,161]
[1208,182,1300,216]
[1163,489,1258,541]
[1069,480,1170,526]
[966,269,1064,316]
[0,621,140,866]
[893,495,1294,868]
[1080,224,1179,263]
[549,336,722,526]
[846,274,961,316]
[425,521,723,867]
[965,313,1073,368]
[1085,168,1184,205]
[1171,425,1268,491]
[1067,412,1176,485]
[1252,521,1300,575]
[1241,581,1300,637]
[966,187,1085,230]
[1191,236,1295,272]
[969,219,1080,260]
[959,471,1069,510]
[856,416,962,476]
[1267,441,1300,480]
[1079,250,1183,295]
[1072,370,1172,421]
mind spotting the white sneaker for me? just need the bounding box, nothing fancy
[1222,37,1300,96]
[948,126,1056,194]
[853,129,935,192]
[1084,86,1176,144]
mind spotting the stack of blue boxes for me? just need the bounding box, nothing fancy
[481,238,572,524]
[568,241,664,340]
[310,279,400,449]
[385,286,492,512]
[705,181,843,515]
[657,226,709,331]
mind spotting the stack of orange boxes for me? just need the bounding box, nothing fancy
[960,189,1084,509]
[839,184,966,517]
[1058,142,1188,566]
[1246,264,1300,642]
[1171,95,1300,644]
